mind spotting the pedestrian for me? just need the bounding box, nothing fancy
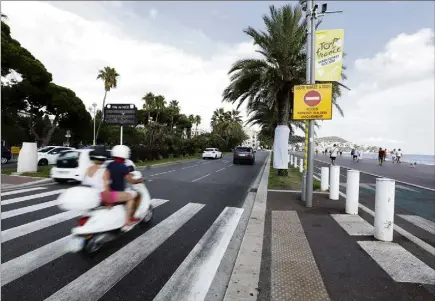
[378,147,385,166]
[315,149,319,156]
[396,148,402,163]
[340,151,343,157]
[356,149,361,162]
[383,148,387,162]
[391,149,396,163]
[351,148,357,162]
[330,144,339,166]
[324,148,328,156]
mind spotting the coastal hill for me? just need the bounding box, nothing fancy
[314,136,378,153]
[316,136,348,143]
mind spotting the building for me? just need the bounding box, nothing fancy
[243,127,259,149]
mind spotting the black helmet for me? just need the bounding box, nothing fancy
[89,146,107,162]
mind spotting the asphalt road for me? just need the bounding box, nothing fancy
[1,152,269,301]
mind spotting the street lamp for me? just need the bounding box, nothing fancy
[88,102,98,146]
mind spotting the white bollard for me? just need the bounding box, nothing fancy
[345,170,360,214]
[293,157,298,168]
[329,165,340,200]
[290,155,293,165]
[299,158,303,173]
[320,167,329,191]
[17,142,38,173]
[374,178,396,242]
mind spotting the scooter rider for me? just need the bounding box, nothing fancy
[101,145,144,231]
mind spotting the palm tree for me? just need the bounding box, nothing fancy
[168,100,180,129]
[222,4,348,175]
[194,115,201,136]
[95,66,120,141]
[154,95,166,123]
[211,108,228,128]
[142,92,156,124]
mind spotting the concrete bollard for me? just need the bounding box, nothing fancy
[17,142,38,173]
[293,157,298,168]
[374,178,396,242]
[345,170,360,214]
[290,155,293,165]
[329,166,340,200]
[299,158,303,173]
[320,167,329,191]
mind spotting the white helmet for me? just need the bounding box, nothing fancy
[111,145,131,159]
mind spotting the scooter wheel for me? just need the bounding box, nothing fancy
[83,235,105,254]
[142,205,154,223]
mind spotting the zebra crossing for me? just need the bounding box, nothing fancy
[1,185,245,301]
[331,210,435,286]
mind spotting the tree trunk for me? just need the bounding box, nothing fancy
[275,85,290,176]
[40,115,59,147]
[95,90,108,142]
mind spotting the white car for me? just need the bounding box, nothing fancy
[50,149,136,183]
[38,146,75,166]
[202,148,222,160]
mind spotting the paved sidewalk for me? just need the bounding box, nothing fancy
[251,191,435,301]
[1,174,52,189]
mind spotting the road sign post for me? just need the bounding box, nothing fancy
[104,104,138,145]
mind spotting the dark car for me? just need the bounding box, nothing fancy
[1,145,12,164]
[233,146,255,165]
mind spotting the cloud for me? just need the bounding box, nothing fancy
[149,8,158,19]
[2,1,259,131]
[318,28,435,155]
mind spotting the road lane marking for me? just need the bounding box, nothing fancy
[1,211,79,242]
[228,164,233,167]
[1,187,47,196]
[215,167,227,173]
[271,211,330,301]
[1,190,66,206]
[2,200,58,219]
[331,214,374,236]
[1,198,171,287]
[358,241,435,285]
[44,203,205,301]
[397,215,435,235]
[192,173,211,182]
[150,170,176,177]
[181,165,198,170]
[202,161,212,165]
[154,207,243,301]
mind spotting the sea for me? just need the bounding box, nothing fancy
[343,152,435,166]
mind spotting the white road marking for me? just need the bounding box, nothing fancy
[150,170,176,176]
[1,198,171,286]
[192,173,211,182]
[181,165,198,170]
[154,207,244,301]
[44,203,205,301]
[358,241,435,285]
[215,167,227,173]
[1,235,72,286]
[2,200,58,219]
[1,187,47,196]
[339,191,435,256]
[1,211,79,242]
[1,190,65,206]
[228,164,233,167]
[331,214,374,236]
[202,161,212,165]
[397,215,435,235]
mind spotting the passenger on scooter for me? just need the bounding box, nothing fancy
[101,145,144,231]
[82,147,109,192]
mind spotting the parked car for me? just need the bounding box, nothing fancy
[233,146,255,165]
[202,148,222,159]
[1,145,12,164]
[50,149,136,183]
[38,146,75,166]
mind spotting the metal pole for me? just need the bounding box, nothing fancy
[120,126,123,145]
[93,111,96,145]
[305,0,316,207]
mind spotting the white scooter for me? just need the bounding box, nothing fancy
[57,171,153,254]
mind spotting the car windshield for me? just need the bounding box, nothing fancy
[205,148,215,152]
[236,147,251,152]
[58,151,80,159]
[38,146,55,153]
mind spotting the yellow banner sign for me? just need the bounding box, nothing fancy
[293,84,333,120]
[315,29,344,82]
[11,146,21,154]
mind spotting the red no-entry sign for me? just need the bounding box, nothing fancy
[304,90,321,107]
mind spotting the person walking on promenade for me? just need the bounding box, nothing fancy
[383,148,387,162]
[396,149,402,163]
[391,149,396,163]
[351,148,357,162]
[378,147,385,166]
[324,148,328,156]
[340,151,343,157]
[330,144,339,166]
[356,149,361,162]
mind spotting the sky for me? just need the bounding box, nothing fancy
[2,1,434,155]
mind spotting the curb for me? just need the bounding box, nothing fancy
[223,153,271,301]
